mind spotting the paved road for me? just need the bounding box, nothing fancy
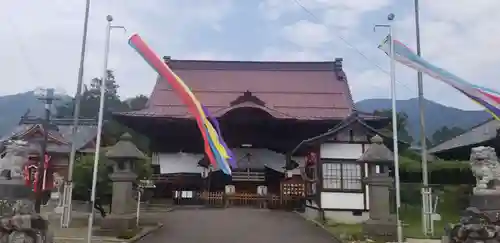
[140,207,338,243]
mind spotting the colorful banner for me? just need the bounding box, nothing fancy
[128,33,233,175]
[378,36,500,120]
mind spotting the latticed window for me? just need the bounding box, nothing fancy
[322,162,362,191]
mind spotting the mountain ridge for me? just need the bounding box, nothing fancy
[0,92,491,145]
[355,98,491,144]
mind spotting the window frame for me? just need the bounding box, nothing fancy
[321,159,364,193]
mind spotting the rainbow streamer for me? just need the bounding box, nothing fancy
[379,36,500,120]
[128,33,233,175]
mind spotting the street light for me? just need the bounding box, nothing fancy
[33,87,64,213]
[374,13,403,243]
[86,15,126,243]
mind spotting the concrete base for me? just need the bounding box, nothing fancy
[100,213,137,233]
[362,218,397,242]
[46,211,103,228]
[301,206,369,224]
[470,194,500,220]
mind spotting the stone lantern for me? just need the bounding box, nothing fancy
[100,133,146,232]
[359,135,397,241]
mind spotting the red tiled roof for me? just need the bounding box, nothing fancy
[118,58,355,120]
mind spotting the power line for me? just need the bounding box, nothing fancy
[291,0,415,93]
[290,0,478,139]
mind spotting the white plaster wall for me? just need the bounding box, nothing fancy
[158,153,204,174]
[320,192,364,210]
[324,211,369,224]
[320,143,363,159]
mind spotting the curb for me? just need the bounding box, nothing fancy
[53,223,163,243]
[128,223,164,243]
[294,211,344,243]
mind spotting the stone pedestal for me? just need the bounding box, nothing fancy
[469,194,500,219]
[362,174,397,241]
[359,136,398,241]
[100,214,137,232]
[100,172,138,232]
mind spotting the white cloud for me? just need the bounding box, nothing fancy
[258,0,500,110]
[0,0,234,99]
[393,0,500,109]
[281,20,332,48]
[259,47,327,61]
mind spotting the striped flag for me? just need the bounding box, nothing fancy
[379,36,500,120]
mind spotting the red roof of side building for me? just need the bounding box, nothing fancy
[117,57,355,120]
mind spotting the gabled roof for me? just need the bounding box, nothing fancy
[290,112,408,156]
[115,58,355,120]
[1,117,98,153]
[429,118,499,154]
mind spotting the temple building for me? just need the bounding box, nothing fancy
[429,118,500,160]
[113,57,388,208]
[0,115,104,189]
[291,114,397,223]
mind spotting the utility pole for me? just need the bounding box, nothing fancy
[33,88,59,213]
[61,0,91,228]
[414,0,433,236]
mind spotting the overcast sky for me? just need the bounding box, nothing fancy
[1,0,498,110]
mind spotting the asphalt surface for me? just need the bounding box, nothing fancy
[139,207,339,243]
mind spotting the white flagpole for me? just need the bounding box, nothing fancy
[87,15,112,243]
[375,13,403,243]
[389,18,403,243]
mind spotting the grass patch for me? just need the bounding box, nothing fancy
[324,220,367,242]
[400,204,459,239]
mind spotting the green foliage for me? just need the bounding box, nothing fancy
[400,183,467,238]
[126,95,149,111]
[72,153,153,202]
[373,109,414,144]
[399,155,469,172]
[73,153,113,201]
[432,126,466,145]
[55,70,151,154]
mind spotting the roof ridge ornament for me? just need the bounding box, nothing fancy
[229,90,266,107]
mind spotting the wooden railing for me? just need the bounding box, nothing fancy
[231,171,265,182]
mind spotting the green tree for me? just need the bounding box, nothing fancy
[432,126,465,145]
[72,153,153,203]
[126,95,149,111]
[72,154,113,202]
[373,109,414,143]
[55,70,151,152]
[55,69,128,118]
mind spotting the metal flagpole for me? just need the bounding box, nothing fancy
[414,0,433,236]
[388,16,403,243]
[86,16,125,243]
[375,13,403,243]
[62,0,91,228]
[87,15,112,243]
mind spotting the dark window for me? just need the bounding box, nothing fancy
[322,162,362,191]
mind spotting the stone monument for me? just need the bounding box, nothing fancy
[100,133,146,233]
[468,146,500,219]
[0,141,53,243]
[359,135,397,241]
